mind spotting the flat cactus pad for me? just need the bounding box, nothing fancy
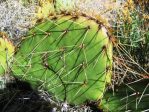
[0,33,14,75]
[12,13,113,105]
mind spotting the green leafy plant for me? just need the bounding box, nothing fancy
[12,13,113,105]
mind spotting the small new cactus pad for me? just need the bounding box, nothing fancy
[0,33,14,75]
[37,0,55,19]
[55,0,75,12]
[12,13,113,105]
[36,0,75,19]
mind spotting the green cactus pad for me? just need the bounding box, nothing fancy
[12,14,113,105]
[0,34,14,75]
[100,79,149,111]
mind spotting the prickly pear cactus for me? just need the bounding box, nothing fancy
[55,0,76,12]
[37,0,55,19]
[12,13,113,105]
[36,0,76,19]
[100,79,149,111]
[0,32,14,75]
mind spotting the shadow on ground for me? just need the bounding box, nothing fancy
[0,80,53,112]
[0,79,102,112]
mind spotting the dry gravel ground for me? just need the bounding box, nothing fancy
[0,0,124,39]
[0,0,36,39]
